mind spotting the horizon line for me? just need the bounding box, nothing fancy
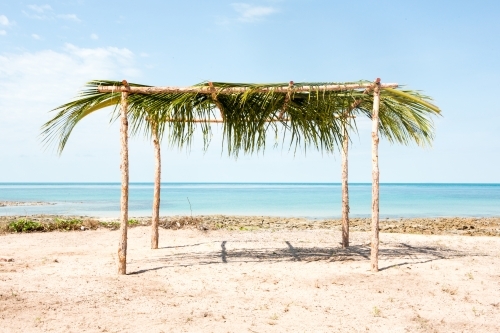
[0,182,499,185]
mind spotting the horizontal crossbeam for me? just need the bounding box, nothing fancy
[98,83,398,94]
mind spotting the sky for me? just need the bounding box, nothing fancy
[0,0,499,183]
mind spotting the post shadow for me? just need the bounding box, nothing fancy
[221,241,227,263]
[285,241,301,261]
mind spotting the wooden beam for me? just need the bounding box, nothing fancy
[163,118,289,123]
[348,82,378,111]
[98,83,399,94]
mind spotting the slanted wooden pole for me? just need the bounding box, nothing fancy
[341,118,349,248]
[370,79,381,272]
[118,80,129,275]
[151,122,161,249]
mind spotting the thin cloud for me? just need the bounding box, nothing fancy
[24,5,81,22]
[0,43,141,150]
[0,44,142,175]
[0,43,141,106]
[231,3,278,22]
[57,14,81,22]
[32,33,41,40]
[90,33,98,40]
[24,4,53,19]
[0,30,6,36]
[0,15,10,26]
[27,4,52,13]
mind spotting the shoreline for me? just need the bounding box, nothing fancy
[0,201,55,207]
[0,214,499,236]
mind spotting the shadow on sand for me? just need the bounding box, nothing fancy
[128,240,482,275]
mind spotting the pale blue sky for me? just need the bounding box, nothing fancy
[1,0,499,182]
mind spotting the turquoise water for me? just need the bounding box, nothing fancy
[0,183,499,218]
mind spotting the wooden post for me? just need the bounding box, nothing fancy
[118,80,129,275]
[341,118,349,248]
[151,123,161,249]
[341,83,376,249]
[370,79,381,272]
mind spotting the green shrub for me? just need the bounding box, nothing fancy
[100,221,120,230]
[8,219,44,233]
[128,219,139,226]
[53,218,83,231]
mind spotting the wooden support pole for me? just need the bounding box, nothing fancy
[341,81,377,248]
[98,83,399,95]
[370,79,381,272]
[118,80,129,275]
[151,123,160,250]
[341,118,349,248]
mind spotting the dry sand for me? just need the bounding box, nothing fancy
[1,226,500,332]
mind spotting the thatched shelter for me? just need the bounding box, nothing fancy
[43,79,440,274]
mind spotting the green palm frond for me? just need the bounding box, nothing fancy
[41,80,440,156]
[354,88,440,146]
[41,80,147,153]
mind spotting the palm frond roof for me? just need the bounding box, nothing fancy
[41,79,441,155]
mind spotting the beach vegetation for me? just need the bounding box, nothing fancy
[128,219,139,226]
[0,217,148,233]
[53,218,85,231]
[412,314,432,330]
[441,286,457,295]
[8,219,44,233]
[100,221,121,230]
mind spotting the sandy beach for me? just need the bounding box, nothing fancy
[1,219,500,332]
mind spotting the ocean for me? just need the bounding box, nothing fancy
[0,183,499,219]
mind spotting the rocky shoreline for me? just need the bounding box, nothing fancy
[0,201,55,207]
[0,214,499,236]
